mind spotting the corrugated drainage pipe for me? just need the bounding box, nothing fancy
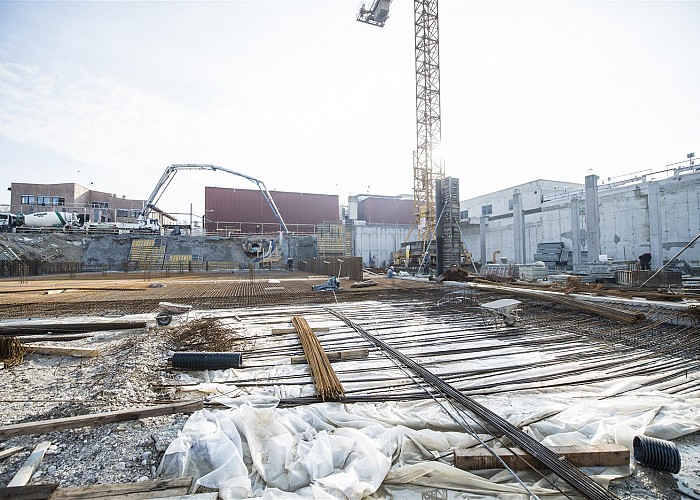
[633,435,681,473]
[172,352,242,370]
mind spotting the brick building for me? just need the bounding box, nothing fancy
[9,182,173,225]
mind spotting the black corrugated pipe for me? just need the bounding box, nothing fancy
[633,435,682,473]
[172,352,242,370]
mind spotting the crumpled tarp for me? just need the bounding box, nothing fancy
[158,391,700,499]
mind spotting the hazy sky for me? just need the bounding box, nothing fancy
[1,1,698,219]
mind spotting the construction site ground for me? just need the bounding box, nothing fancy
[0,270,699,499]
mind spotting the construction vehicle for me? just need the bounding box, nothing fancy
[20,211,82,230]
[84,218,161,234]
[17,211,160,234]
[139,164,288,234]
[0,213,20,232]
[392,240,473,272]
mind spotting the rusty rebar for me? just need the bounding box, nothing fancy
[292,315,344,400]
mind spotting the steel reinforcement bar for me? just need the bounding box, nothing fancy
[326,307,618,500]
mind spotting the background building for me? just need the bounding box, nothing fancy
[204,187,339,235]
[8,182,174,225]
[347,194,414,267]
[460,169,700,269]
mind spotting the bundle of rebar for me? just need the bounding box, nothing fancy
[291,315,345,400]
[0,336,25,366]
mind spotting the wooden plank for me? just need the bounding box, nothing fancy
[7,441,51,487]
[290,348,369,364]
[454,444,630,471]
[0,483,57,500]
[104,490,190,500]
[16,334,92,343]
[0,445,24,460]
[0,400,203,440]
[50,478,193,499]
[271,326,330,335]
[23,345,101,358]
[158,494,218,500]
[0,321,147,336]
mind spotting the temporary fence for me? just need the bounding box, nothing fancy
[298,256,363,280]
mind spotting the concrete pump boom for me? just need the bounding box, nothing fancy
[138,164,289,234]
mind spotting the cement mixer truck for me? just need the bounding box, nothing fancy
[0,213,20,232]
[21,211,82,230]
[18,211,161,234]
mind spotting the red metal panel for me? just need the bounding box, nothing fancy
[358,198,414,224]
[205,187,339,233]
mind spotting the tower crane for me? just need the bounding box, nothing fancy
[357,0,443,248]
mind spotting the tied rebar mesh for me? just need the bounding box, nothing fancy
[327,307,617,500]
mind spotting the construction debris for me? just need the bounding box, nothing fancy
[165,318,248,352]
[0,336,24,366]
[350,280,378,288]
[0,446,24,461]
[7,441,51,487]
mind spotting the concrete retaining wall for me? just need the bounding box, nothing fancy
[459,171,700,266]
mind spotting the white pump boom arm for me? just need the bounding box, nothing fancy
[138,164,289,233]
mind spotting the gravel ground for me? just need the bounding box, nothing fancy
[0,324,196,488]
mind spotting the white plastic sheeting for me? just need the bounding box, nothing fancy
[159,388,700,499]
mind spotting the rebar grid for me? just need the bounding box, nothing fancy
[327,307,616,500]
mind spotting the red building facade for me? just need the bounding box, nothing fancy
[204,187,339,234]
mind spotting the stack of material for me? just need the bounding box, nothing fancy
[479,263,514,279]
[548,273,598,284]
[291,316,345,400]
[587,260,615,280]
[533,242,566,270]
[516,263,549,281]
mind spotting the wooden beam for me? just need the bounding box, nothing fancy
[22,345,100,358]
[271,326,330,334]
[7,441,51,487]
[158,494,218,500]
[0,400,203,440]
[0,483,57,500]
[454,444,630,471]
[16,334,92,343]
[0,320,147,336]
[290,348,369,364]
[49,478,193,499]
[0,445,24,460]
